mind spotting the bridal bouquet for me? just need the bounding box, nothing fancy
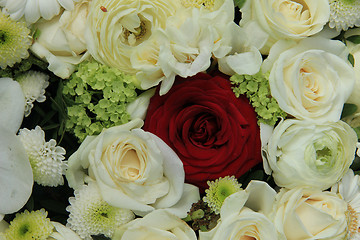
[1,0,360,239]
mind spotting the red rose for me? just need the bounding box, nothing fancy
[143,73,262,190]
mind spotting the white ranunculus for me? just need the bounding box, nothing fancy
[273,187,348,240]
[112,209,197,240]
[240,0,330,54]
[262,37,355,123]
[265,119,357,190]
[31,0,90,79]
[199,181,281,240]
[66,119,199,217]
[85,0,181,75]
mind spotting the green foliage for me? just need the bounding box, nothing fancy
[341,103,358,119]
[234,0,246,8]
[230,72,286,126]
[347,35,360,44]
[63,61,139,142]
[0,53,47,78]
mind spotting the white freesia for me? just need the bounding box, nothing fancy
[113,209,197,240]
[273,187,348,239]
[0,126,33,215]
[240,0,330,54]
[31,0,90,79]
[265,119,357,190]
[199,181,280,240]
[0,78,25,133]
[49,222,82,240]
[0,0,79,24]
[263,37,355,123]
[66,119,199,217]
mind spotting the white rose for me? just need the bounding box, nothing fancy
[66,119,199,217]
[31,0,91,79]
[85,0,181,75]
[240,0,330,54]
[265,119,357,190]
[263,37,355,123]
[199,181,281,240]
[112,209,197,240]
[273,187,348,240]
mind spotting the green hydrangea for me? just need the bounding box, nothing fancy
[63,61,139,141]
[230,72,286,126]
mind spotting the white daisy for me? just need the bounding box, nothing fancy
[17,71,49,117]
[0,0,79,24]
[331,169,360,239]
[18,126,67,187]
[329,0,360,31]
[66,182,135,240]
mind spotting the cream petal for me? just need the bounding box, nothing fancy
[0,78,25,133]
[0,126,33,215]
[57,0,75,10]
[38,0,60,20]
[24,0,40,23]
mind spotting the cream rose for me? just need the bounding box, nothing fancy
[264,119,357,190]
[112,209,197,240]
[273,187,348,240]
[200,181,281,240]
[85,0,181,75]
[240,0,330,54]
[262,37,355,123]
[66,119,199,217]
[31,0,90,79]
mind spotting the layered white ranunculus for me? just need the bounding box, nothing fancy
[240,0,330,54]
[0,0,79,24]
[31,0,90,79]
[273,187,348,240]
[265,119,357,190]
[263,37,355,123]
[112,209,197,240]
[66,119,199,217]
[199,181,280,240]
[85,0,181,75]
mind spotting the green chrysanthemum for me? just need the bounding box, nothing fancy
[63,61,139,141]
[1,209,53,240]
[329,0,360,31]
[66,183,134,240]
[231,72,286,126]
[203,176,242,214]
[0,12,31,69]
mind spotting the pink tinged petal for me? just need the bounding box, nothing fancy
[0,126,33,215]
[0,78,25,133]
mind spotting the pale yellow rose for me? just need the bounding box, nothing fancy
[66,119,199,217]
[273,187,348,240]
[31,0,90,79]
[240,0,330,54]
[113,209,197,240]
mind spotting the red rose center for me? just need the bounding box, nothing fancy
[189,114,218,147]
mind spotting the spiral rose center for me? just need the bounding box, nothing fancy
[189,114,218,147]
[277,0,310,22]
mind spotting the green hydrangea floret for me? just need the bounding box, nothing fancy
[203,176,242,214]
[63,61,139,141]
[230,72,286,126]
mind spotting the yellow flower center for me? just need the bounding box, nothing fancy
[347,204,360,237]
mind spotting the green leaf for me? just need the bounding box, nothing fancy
[91,235,111,240]
[234,0,246,8]
[341,103,358,119]
[349,53,355,67]
[347,35,360,44]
